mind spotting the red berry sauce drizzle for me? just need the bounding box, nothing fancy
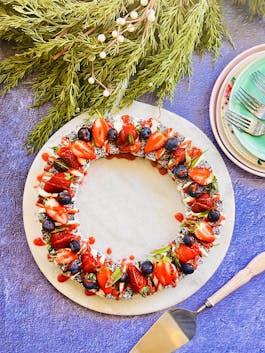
[34,115,225,299]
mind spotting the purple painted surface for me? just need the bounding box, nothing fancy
[1,3,265,353]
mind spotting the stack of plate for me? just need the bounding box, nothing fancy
[210,44,265,177]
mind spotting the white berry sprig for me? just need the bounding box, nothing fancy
[86,0,156,98]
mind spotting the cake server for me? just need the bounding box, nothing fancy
[129,251,265,353]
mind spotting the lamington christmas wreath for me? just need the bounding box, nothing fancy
[35,114,225,299]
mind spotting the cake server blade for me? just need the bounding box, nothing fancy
[129,251,265,353]
[129,309,196,353]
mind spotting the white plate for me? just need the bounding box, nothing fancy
[210,44,265,177]
[23,101,234,316]
[218,52,265,165]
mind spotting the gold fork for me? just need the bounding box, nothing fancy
[225,109,265,136]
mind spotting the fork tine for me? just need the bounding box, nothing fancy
[225,115,249,133]
[239,87,261,108]
[251,71,265,94]
[225,110,251,132]
[226,109,252,125]
[235,90,257,111]
[256,70,265,87]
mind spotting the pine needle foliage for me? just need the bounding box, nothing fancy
[0,0,264,153]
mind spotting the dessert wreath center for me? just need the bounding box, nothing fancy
[35,114,225,299]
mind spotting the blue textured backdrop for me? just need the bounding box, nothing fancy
[1,3,265,353]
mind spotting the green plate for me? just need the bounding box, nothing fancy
[229,56,265,161]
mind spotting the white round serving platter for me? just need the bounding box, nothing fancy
[23,101,234,316]
[209,44,265,177]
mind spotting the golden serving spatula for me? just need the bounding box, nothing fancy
[130,251,265,353]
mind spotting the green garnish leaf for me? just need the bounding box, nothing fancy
[140,286,150,297]
[190,154,202,168]
[173,254,181,267]
[111,267,122,285]
[51,227,68,233]
[151,244,171,255]
[185,152,191,167]
[128,133,135,145]
[65,172,74,180]
[86,273,97,281]
[161,255,172,263]
[52,146,60,153]
[209,175,218,195]
[192,210,209,218]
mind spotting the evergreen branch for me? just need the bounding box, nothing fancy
[121,0,210,106]
[231,0,265,17]
[0,0,263,153]
[196,0,231,57]
[26,53,80,152]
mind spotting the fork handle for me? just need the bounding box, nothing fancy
[205,252,265,307]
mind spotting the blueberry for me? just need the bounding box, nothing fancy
[172,164,188,179]
[78,127,91,141]
[53,158,69,172]
[70,240,81,253]
[119,272,128,283]
[83,280,99,290]
[140,260,154,275]
[57,190,72,205]
[187,183,204,198]
[140,127,152,140]
[165,137,179,152]
[107,128,118,141]
[42,219,55,232]
[183,233,195,247]
[208,210,220,222]
[68,262,81,275]
[181,263,195,274]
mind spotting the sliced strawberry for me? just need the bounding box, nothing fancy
[127,263,148,295]
[116,123,138,147]
[60,137,71,148]
[178,139,192,149]
[119,140,141,153]
[81,252,99,273]
[50,232,80,249]
[155,147,165,160]
[194,221,215,243]
[57,147,81,169]
[97,266,113,294]
[173,147,186,164]
[144,131,167,154]
[176,244,200,263]
[191,193,214,213]
[44,198,68,225]
[190,147,203,160]
[71,140,96,160]
[188,167,213,186]
[92,118,109,147]
[43,172,71,193]
[55,248,78,265]
[121,114,131,124]
[153,261,178,287]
